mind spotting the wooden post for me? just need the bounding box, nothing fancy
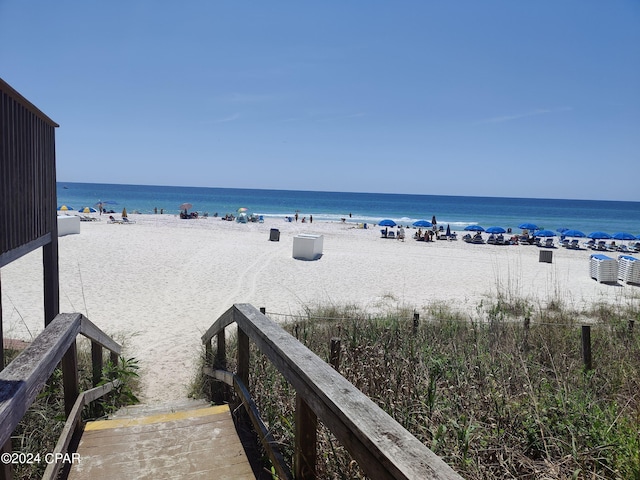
[330,338,341,371]
[42,239,60,326]
[62,340,79,418]
[109,351,119,378]
[581,325,592,371]
[238,329,250,389]
[213,331,227,404]
[91,341,103,387]
[295,395,317,480]
[413,313,419,335]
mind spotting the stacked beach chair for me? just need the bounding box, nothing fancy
[618,255,640,284]
[589,254,618,283]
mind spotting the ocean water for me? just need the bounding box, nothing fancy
[56,182,640,236]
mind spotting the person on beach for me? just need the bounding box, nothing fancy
[310,215,313,223]
[295,212,298,222]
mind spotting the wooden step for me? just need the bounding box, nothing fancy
[67,404,254,479]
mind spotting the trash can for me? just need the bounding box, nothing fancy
[269,228,280,241]
[539,250,553,263]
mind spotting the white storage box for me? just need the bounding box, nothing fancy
[618,255,640,284]
[57,215,80,236]
[589,254,618,283]
[292,234,323,260]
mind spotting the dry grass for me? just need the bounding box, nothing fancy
[213,297,640,479]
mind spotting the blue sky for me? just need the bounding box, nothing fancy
[2,1,639,200]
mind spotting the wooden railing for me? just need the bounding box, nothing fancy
[202,303,464,480]
[0,313,122,480]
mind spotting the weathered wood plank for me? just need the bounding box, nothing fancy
[80,316,121,355]
[0,313,82,446]
[67,405,254,479]
[0,234,51,268]
[201,306,235,344]
[232,303,463,480]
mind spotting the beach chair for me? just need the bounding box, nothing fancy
[108,215,123,224]
[487,234,496,245]
[387,231,395,239]
[121,217,136,224]
[568,239,580,249]
[544,238,554,248]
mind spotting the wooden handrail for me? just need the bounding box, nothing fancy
[0,312,122,451]
[202,304,463,480]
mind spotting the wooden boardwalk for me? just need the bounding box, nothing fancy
[66,403,255,479]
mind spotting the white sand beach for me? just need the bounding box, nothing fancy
[2,214,638,403]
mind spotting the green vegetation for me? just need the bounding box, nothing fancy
[2,340,139,479]
[210,297,640,479]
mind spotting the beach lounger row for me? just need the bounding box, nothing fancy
[583,240,639,253]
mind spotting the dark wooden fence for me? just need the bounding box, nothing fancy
[1,77,61,348]
[202,303,464,480]
[1,77,64,480]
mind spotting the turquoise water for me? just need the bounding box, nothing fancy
[57,182,640,236]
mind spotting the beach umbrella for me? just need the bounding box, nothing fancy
[122,207,128,218]
[412,220,432,228]
[379,219,396,227]
[58,205,73,211]
[464,225,484,232]
[446,224,451,237]
[237,207,248,213]
[563,229,586,237]
[79,206,97,213]
[587,231,611,239]
[485,226,506,234]
[179,203,192,211]
[534,229,556,237]
[518,223,538,230]
[557,227,569,234]
[612,232,636,241]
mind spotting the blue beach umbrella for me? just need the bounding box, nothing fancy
[557,227,569,234]
[412,219,433,228]
[379,219,396,227]
[588,231,611,239]
[562,229,586,238]
[57,205,73,211]
[464,225,484,232]
[79,206,97,213]
[485,226,506,234]
[518,223,539,231]
[612,232,636,241]
[534,230,556,237]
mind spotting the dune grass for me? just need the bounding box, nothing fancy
[211,295,640,479]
